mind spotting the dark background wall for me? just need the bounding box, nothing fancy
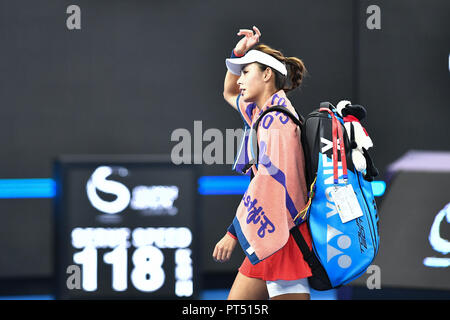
[357,0,450,172]
[0,0,448,292]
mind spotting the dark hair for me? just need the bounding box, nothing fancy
[250,43,307,93]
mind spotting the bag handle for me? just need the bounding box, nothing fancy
[319,107,348,185]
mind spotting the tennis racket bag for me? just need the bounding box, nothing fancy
[251,102,380,291]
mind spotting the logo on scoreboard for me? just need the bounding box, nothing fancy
[86,166,179,216]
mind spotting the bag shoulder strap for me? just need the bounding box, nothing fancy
[243,105,304,176]
[290,225,334,290]
[253,105,303,130]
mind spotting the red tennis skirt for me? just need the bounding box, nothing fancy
[238,223,312,281]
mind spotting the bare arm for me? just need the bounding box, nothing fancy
[223,70,240,111]
[222,26,261,111]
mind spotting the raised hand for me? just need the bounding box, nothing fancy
[234,26,261,56]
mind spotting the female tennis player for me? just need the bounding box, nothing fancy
[212,26,313,300]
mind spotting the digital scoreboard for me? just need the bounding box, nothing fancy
[53,155,201,299]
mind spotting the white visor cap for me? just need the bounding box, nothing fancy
[226,50,288,77]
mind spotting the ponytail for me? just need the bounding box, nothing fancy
[283,56,307,92]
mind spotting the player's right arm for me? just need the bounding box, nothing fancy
[223,26,261,111]
[223,70,240,111]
